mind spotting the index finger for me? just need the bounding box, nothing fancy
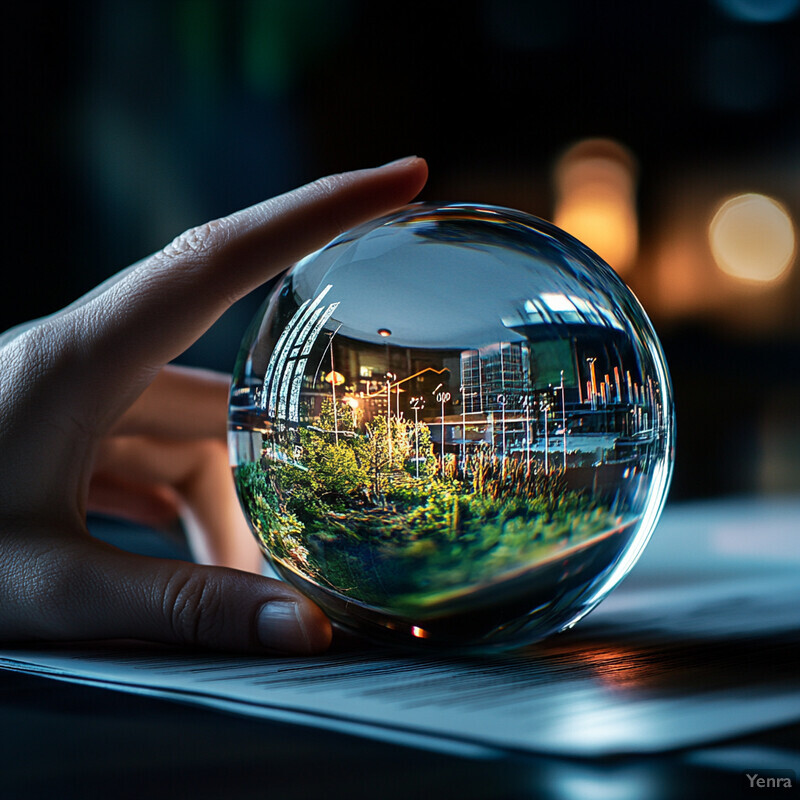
[63,157,428,423]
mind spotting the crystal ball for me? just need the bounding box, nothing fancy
[229,203,674,651]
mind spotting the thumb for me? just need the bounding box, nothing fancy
[9,536,332,654]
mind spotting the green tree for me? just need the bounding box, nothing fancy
[361,414,414,495]
[298,401,368,506]
[316,397,360,434]
[406,419,437,478]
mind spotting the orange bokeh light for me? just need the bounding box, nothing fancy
[554,139,639,275]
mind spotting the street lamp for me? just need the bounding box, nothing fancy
[325,331,343,443]
[460,384,468,470]
[555,370,567,471]
[523,394,531,474]
[497,393,507,461]
[434,384,450,474]
[587,357,597,410]
[540,395,551,473]
[410,396,425,479]
[386,372,396,465]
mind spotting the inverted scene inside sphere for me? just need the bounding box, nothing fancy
[229,203,674,651]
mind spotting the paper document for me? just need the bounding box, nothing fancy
[1,498,799,758]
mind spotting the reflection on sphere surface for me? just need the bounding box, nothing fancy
[229,203,674,651]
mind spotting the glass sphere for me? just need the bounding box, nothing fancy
[229,203,674,651]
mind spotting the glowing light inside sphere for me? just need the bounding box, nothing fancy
[229,203,674,651]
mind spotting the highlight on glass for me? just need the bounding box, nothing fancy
[229,203,675,651]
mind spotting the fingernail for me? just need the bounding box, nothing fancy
[256,600,311,653]
[379,155,419,168]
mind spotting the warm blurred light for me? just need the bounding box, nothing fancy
[324,371,346,386]
[714,0,799,23]
[553,139,639,275]
[377,328,392,337]
[344,397,360,409]
[577,646,651,691]
[709,193,796,283]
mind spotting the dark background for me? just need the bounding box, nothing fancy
[3,0,799,500]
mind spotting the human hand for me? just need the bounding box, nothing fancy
[0,156,428,654]
[87,363,266,574]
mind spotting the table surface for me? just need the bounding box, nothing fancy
[2,498,799,800]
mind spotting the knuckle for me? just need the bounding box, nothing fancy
[161,218,232,262]
[309,172,347,199]
[162,568,226,645]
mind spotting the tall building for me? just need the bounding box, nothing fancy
[460,342,532,414]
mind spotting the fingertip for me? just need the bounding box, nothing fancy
[375,155,428,191]
[256,595,332,654]
[323,155,426,224]
[72,156,431,383]
[297,595,334,653]
[406,156,429,194]
[73,547,333,656]
[377,155,426,171]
